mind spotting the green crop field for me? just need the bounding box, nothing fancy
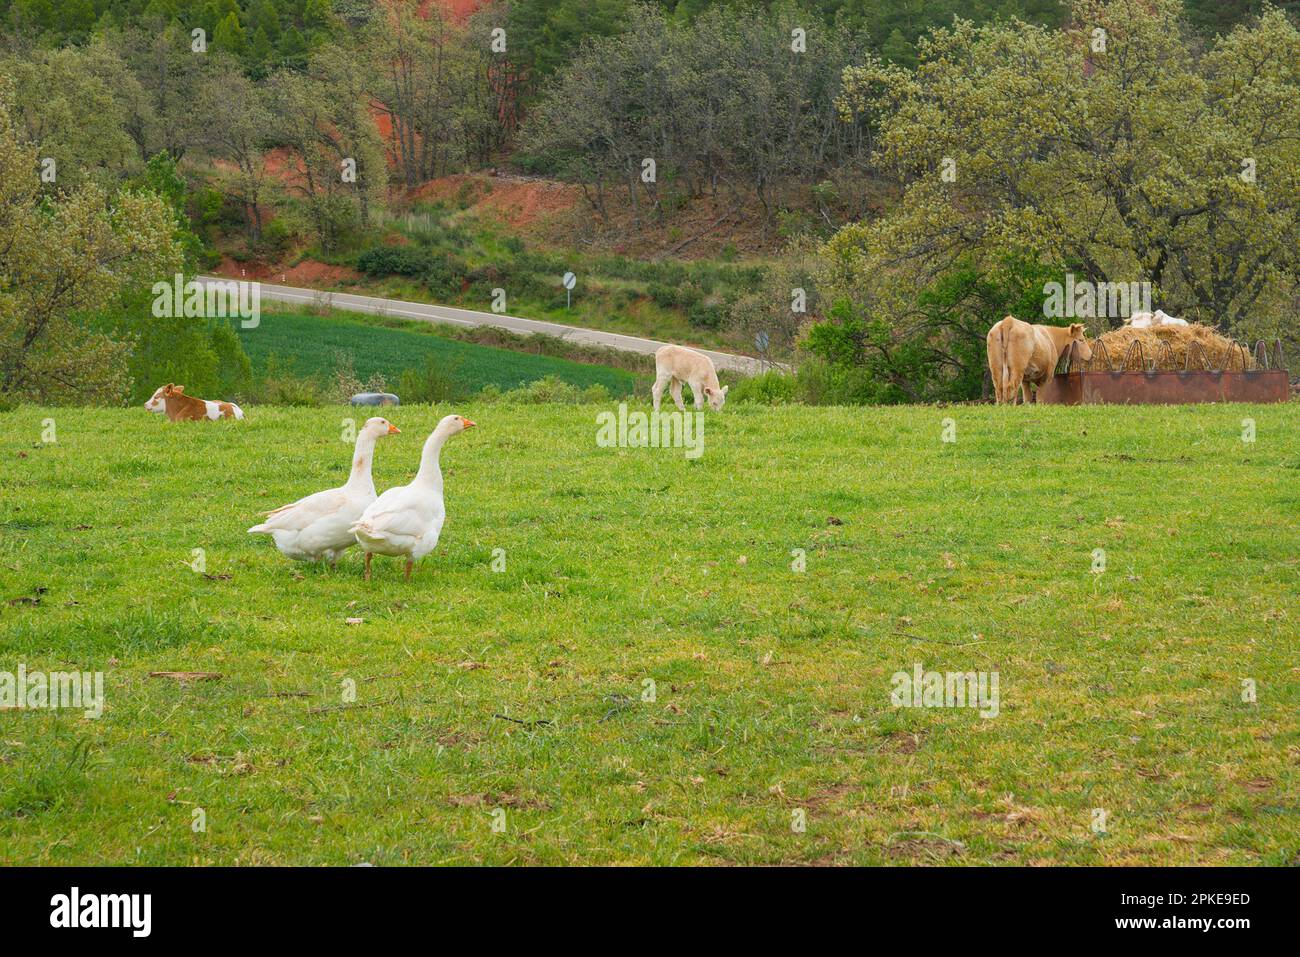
[237,310,640,397]
[0,402,1296,865]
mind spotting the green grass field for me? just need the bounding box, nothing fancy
[1,402,1296,865]
[238,310,640,397]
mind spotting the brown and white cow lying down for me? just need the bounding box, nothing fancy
[144,383,245,421]
[985,317,1093,405]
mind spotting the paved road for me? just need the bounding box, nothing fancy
[199,275,772,375]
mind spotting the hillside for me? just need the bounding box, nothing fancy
[209,193,773,356]
[1,402,1295,864]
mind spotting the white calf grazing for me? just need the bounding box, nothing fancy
[652,345,728,412]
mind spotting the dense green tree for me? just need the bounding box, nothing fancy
[524,3,873,226]
[0,81,180,404]
[130,151,209,267]
[278,25,309,70]
[248,0,280,39]
[114,22,208,162]
[806,255,1062,401]
[309,39,388,227]
[248,26,275,74]
[369,5,484,186]
[1,40,139,188]
[1179,0,1275,35]
[2,0,1283,60]
[879,28,914,65]
[213,10,246,56]
[811,0,1300,401]
[506,0,632,89]
[263,36,387,251]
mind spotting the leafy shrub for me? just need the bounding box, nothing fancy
[468,263,503,286]
[505,271,555,300]
[646,282,686,309]
[728,370,796,405]
[249,354,322,406]
[687,297,727,329]
[790,358,898,406]
[356,245,436,277]
[124,313,254,404]
[255,375,322,406]
[329,350,387,404]
[477,376,610,404]
[397,354,461,403]
[776,208,817,242]
[196,246,222,270]
[425,254,469,297]
[190,186,226,241]
[515,249,568,274]
[210,321,253,397]
[257,217,297,260]
[453,180,480,210]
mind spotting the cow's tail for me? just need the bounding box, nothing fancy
[998,322,1010,403]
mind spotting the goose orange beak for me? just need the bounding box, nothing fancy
[460,417,476,429]
[387,423,401,435]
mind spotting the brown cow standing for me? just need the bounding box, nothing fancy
[144,383,245,421]
[986,317,1093,404]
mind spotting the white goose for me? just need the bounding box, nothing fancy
[350,414,475,581]
[248,417,401,567]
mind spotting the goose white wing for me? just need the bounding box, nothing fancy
[356,502,437,539]
[250,487,349,533]
[352,485,446,556]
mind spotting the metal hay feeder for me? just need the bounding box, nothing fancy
[1036,338,1289,405]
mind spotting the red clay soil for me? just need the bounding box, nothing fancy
[371,102,395,140]
[213,256,361,285]
[261,147,309,190]
[209,149,305,223]
[411,173,582,230]
[417,0,485,22]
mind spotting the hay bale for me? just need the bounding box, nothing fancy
[1081,322,1254,372]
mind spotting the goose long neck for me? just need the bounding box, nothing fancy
[413,427,450,491]
[344,430,379,493]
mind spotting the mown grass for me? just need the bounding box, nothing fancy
[0,402,1296,865]
[238,310,640,398]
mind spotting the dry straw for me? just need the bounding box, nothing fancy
[1081,323,1255,372]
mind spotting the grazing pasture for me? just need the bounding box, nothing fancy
[0,403,1295,865]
